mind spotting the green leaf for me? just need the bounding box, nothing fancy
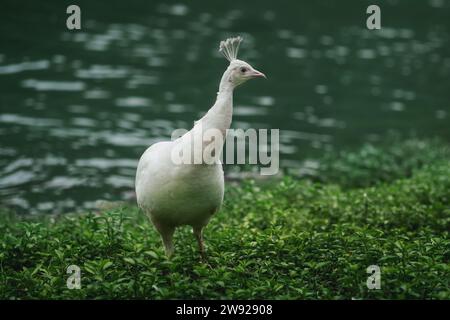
[144,251,158,259]
[123,257,135,265]
[103,261,113,270]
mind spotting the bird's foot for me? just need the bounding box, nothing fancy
[200,252,213,268]
[201,259,213,269]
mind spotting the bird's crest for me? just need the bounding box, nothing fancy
[219,36,243,62]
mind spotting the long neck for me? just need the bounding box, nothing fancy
[181,68,234,164]
[200,67,234,136]
[218,67,234,94]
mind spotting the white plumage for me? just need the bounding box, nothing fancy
[135,36,265,258]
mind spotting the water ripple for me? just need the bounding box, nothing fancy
[0,60,49,75]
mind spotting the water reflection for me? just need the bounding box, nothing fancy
[0,60,50,75]
[0,0,449,213]
[22,79,85,91]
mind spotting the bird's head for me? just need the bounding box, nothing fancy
[219,36,266,89]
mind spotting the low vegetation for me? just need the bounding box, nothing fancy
[0,138,449,299]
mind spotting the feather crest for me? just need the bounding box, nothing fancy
[219,36,243,62]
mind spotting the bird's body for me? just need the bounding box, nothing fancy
[135,37,265,258]
[136,140,225,228]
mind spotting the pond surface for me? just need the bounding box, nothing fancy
[0,0,449,213]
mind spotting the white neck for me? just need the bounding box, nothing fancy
[218,66,234,94]
[180,67,234,164]
[200,67,234,136]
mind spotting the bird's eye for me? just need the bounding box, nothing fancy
[240,67,247,73]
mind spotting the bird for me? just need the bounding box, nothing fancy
[135,36,266,259]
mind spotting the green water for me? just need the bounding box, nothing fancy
[0,0,449,213]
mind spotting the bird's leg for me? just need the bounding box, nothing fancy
[161,228,175,258]
[193,226,207,262]
[153,220,175,258]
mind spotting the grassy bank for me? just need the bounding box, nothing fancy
[0,139,449,299]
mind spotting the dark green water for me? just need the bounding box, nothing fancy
[0,0,449,213]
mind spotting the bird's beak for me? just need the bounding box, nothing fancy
[250,69,267,79]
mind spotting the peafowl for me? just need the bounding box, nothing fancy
[135,36,266,259]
